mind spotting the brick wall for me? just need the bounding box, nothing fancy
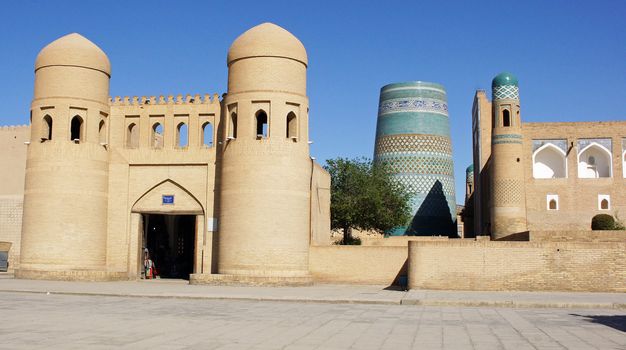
[530,230,626,242]
[408,240,626,292]
[0,195,23,270]
[309,246,407,285]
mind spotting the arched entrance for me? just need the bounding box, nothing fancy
[131,180,205,280]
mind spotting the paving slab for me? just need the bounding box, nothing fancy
[1,277,626,309]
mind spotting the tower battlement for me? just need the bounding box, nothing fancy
[109,93,220,106]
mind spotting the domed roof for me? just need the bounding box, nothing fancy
[466,164,474,174]
[492,72,518,87]
[227,23,308,66]
[35,33,110,76]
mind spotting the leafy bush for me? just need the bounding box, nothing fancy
[591,214,615,230]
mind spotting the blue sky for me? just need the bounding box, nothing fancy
[1,0,624,203]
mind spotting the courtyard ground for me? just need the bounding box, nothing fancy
[1,277,626,349]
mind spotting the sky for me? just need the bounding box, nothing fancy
[1,0,625,203]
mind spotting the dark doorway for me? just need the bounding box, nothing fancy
[142,214,196,279]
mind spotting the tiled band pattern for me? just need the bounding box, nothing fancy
[374,82,457,236]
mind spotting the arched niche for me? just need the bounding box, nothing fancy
[578,142,612,178]
[533,143,567,178]
[202,122,213,147]
[132,179,204,215]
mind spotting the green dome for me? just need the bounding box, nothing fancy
[492,72,518,87]
[466,164,474,174]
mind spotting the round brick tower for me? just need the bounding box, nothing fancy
[374,81,457,236]
[18,33,111,280]
[489,72,528,239]
[217,23,312,283]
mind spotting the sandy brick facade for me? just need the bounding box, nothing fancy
[470,74,626,237]
[0,24,332,283]
[408,240,626,292]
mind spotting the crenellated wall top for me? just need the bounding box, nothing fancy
[109,93,221,106]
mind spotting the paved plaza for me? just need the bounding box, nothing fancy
[1,291,626,349]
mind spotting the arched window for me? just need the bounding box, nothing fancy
[532,143,567,178]
[228,112,237,139]
[578,143,612,178]
[126,123,138,148]
[601,199,609,210]
[502,109,511,127]
[152,123,163,149]
[42,115,53,141]
[255,110,268,138]
[176,122,188,148]
[286,112,297,139]
[98,120,106,144]
[549,199,557,210]
[70,115,84,142]
[546,194,559,210]
[202,122,213,147]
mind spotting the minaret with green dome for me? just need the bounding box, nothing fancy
[489,72,527,239]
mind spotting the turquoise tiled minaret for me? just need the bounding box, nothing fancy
[374,81,457,236]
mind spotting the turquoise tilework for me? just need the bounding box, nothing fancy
[374,81,457,237]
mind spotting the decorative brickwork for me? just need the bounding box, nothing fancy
[374,134,452,156]
[493,179,523,205]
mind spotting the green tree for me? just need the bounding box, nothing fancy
[324,157,412,244]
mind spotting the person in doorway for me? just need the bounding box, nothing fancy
[143,248,157,279]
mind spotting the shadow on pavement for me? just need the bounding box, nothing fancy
[572,314,626,332]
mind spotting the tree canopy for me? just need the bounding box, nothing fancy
[324,157,412,243]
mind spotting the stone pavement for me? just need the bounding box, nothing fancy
[1,277,626,309]
[1,291,626,349]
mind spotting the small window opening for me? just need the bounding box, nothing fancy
[42,115,53,141]
[503,109,511,127]
[202,122,213,147]
[70,115,83,142]
[228,112,237,139]
[256,110,268,138]
[152,123,163,149]
[176,122,188,148]
[600,199,609,210]
[286,112,297,140]
[98,120,106,144]
[549,199,557,210]
[127,123,138,148]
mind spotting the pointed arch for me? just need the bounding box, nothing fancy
[42,114,53,141]
[126,123,138,148]
[70,115,84,141]
[578,142,612,178]
[286,112,297,139]
[228,112,237,139]
[152,122,163,149]
[176,122,188,148]
[202,122,213,147]
[255,110,268,138]
[131,179,204,215]
[532,143,567,178]
[98,120,106,144]
[502,109,511,127]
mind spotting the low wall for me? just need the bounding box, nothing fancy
[361,236,449,247]
[408,240,626,292]
[530,230,626,242]
[309,246,406,285]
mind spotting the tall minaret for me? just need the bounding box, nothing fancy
[489,72,527,239]
[217,23,312,283]
[18,34,111,280]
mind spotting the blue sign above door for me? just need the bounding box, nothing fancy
[162,195,174,205]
